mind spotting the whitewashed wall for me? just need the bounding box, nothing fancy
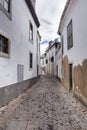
[56,48,62,79]
[0,0,38,88]
[46,45,56,76]
[40,56,46,68]
[60,0,87,66]
[37,36,41,75]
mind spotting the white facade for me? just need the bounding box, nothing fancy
[0,0,40,88]
[37,31,41,75]
[40,55,46,68]
[58,0,87,105]
[45,40,58,77]
[58,0,87,66]
[55,43,62,79]
[40,54,46,74]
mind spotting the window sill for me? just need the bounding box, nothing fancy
[0,52,10,59]
[68,45,73,50]
[0,3,12,20]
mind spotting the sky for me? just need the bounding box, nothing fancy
[36,0,67,54]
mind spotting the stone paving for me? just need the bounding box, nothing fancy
[0,75,87,130]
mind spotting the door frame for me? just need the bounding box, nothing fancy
[69,62,73,92]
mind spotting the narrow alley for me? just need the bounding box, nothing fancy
[0,76,87,130]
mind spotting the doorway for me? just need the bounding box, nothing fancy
[69,64,73,92]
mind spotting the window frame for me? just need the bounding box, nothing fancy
[0,34,10,58]
[67,19,73,50]
[0,0,12,20]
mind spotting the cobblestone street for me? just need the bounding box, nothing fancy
[0,76,87,130]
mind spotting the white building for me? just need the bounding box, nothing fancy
[37,30,41,75]
[40,53,46,74]
[55,41,62,81]
[0,0,40,107]
[58,0,87,106]
[45,39,59,77]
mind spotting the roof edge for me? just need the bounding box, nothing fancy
[58,0,72,34]
[25,0,40,28]
[46,42,59,52]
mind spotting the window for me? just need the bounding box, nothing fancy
[67,19,73,50]
[0,0,11,19]
[55,43,58,48]
[0,34,9,56]
[29,22,33,42]
[29,52,33,69]
[0,0,10,12]
[46,59,48,64]
[51,56,54,62]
